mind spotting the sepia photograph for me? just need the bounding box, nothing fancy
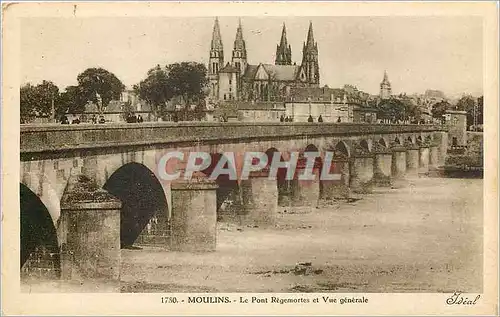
[2,1,498,316]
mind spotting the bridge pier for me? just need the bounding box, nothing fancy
[59,174,121,287]
[320,158,350,200]
[435,131,448,167]
[391,147,408,188]
[429,144,439,171]
[406,146,420,178]
[373,151,393,187]
[349,155,374,194]
[239,169,278,226]
[391,147,407,178]
[418,145,430,175]
[170,179,218,252]
[287,166,321,209]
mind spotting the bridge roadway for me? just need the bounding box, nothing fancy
[19,122,448,283]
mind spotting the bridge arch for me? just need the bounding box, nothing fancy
[394,136,403,146]
[360,139,371,152]
[334,141,350,157]
[21,173,61,226]
[301,144,323,173]
[103,162,168,248]
[265,147,295,207]
[378,137,388,148]
[20,183,60,277]
[416,135,423,145]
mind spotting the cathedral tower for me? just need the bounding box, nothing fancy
[208,18,224,99]
[300,21,320,86]
[380,70,392,99]
[231,19,247,75]
[275,23,292,65]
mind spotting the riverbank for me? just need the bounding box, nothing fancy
[120,177,483,293]
[21,177,483,293]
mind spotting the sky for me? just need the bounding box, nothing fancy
[21,16,483,97]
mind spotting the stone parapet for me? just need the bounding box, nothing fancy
[21,122,447,156]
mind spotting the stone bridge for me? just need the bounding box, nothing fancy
[20,122,447,281]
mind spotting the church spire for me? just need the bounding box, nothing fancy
[231,18,247,74]
[280,23,288,47]
[300,20,319,86]
[275,23,292,65]
[305,20,315,48]
[233,18,246,51]
[382,70,389,83]
[208,17,224,100]
[211,17,223,51]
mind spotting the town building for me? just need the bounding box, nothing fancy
[81,100,156,123]
[353,105,378,123]
[445,110,467,147]
[284,86,353,122]
[208,18,320,103]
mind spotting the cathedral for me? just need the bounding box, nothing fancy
[208,18,320,103]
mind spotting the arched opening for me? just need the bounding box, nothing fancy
[301,144,323,196]
[265,148,290,206]
[301,144,322,171]
[334,141,350,158]
[360,140,370,152]
[417,136,423,145]
[378,138,387,148]
[20,184,60,279]
[201,153,241,221]
[103,163,168,248]
[395,137,402,146]
[407,136,414,145]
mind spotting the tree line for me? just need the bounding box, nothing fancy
[20,62,208,123]
[370,94,483,128]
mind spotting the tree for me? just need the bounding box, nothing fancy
[457,95,482,128]
[431,100,451,119]
[166,62,208,105]
[399,96,421,122]
[476,96,484,125]
[77,68,125,113]
[134,62,209,120]
[56,85,87,118]
[121,100,135,122]
[376,98,406,122]
[20,81,59,123]
[456,95,475,111]
[133,65,172,117]
[20,83,37,123]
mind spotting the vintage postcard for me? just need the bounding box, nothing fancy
[2,1,498,315]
